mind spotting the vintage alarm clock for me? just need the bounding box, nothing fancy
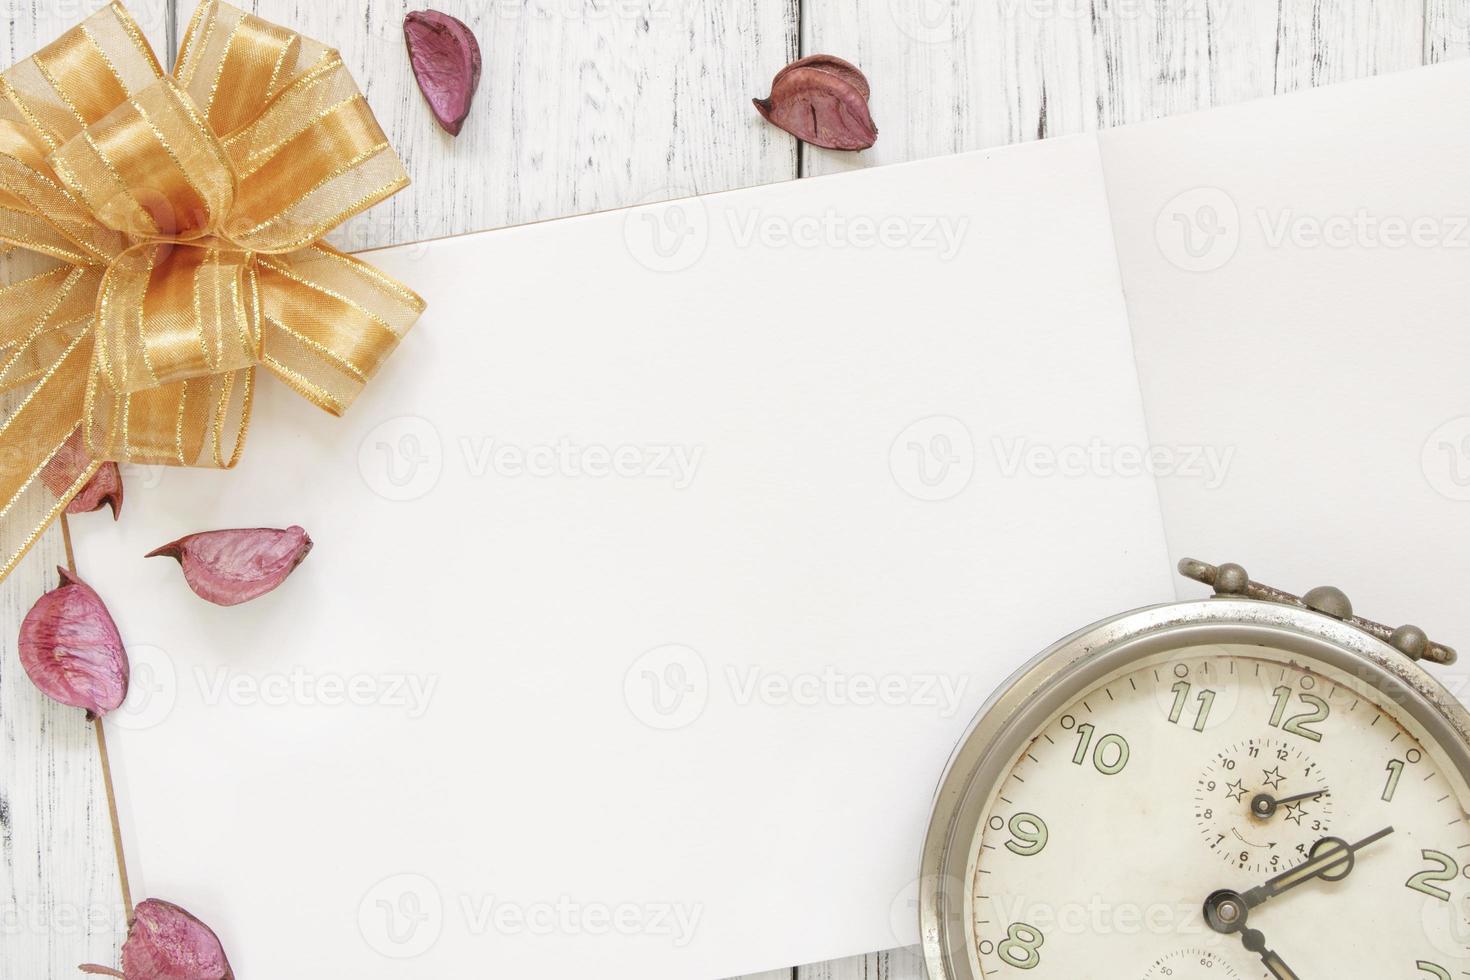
[920,559,1470,979]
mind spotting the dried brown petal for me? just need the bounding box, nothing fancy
[773,54,870,101]
[68,463,124,519]
[19,568,128,718]
[405,10,482,136]
[81,899,234,980]
[754,55,878,151]
[148,527,313,606]
[40,431,123,519]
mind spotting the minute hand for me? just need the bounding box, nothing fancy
[1243,827,1395,909]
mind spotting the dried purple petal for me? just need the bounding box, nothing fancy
[19,568,128,718]
[405,10,482,136]
[773,54,870,101]
[81,899,234,980]
[40,431,124,519]
[148,527,313,606]
[754,55,878,151]
[68,463,124,519]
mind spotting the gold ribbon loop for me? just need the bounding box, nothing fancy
[2,2,164,149]
[0,120,127,264]
[94,243,260,392]
[0,0,426,581]
[51,77,237,240]
[258,243,420,416]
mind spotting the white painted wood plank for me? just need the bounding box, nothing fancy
[798,0,1426,178]
[1426,0,1470,61]
[2,0,171,66]
[0,533,129,978]
[795,945,924,980]
[0,3,172,975]
[7,1,1469,978]
[234,0,799,251]
[1,2,171,974]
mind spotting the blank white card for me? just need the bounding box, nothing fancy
[79,60,1470,979]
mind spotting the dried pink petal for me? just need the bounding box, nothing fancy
[773,54,870,101]
[148,526,313,606]
[68,463,124,519]
[753,55,878,151]
[19,568,129,718]
[40,431,124,519]
[80,899,234,980]
[405,10,482,136]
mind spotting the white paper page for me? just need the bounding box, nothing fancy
[1101,61,1470,702]
[79,134,1173,979]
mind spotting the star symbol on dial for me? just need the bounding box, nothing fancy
[1225,779,1247,802]
[1283,802,1308,826]
[1261,766,1286,790]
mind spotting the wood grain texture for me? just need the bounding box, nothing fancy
[0,0,169,943]
[799,0,1426,178]
[0,1,1466,978]
[1427,0,1470,60]
[794,944,924,980]
[233,0,799,251]
[0,1,171,972]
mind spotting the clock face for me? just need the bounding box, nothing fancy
[964,643,1470,979]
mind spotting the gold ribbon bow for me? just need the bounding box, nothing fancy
[0,1,425,580]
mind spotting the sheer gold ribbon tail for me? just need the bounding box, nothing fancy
[0,1,425,581]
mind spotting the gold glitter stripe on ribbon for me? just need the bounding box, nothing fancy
[32,25,131,128]
[0,0,424,584]
[207,13,299,136]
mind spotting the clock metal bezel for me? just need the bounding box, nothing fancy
[918,597,1470,980]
